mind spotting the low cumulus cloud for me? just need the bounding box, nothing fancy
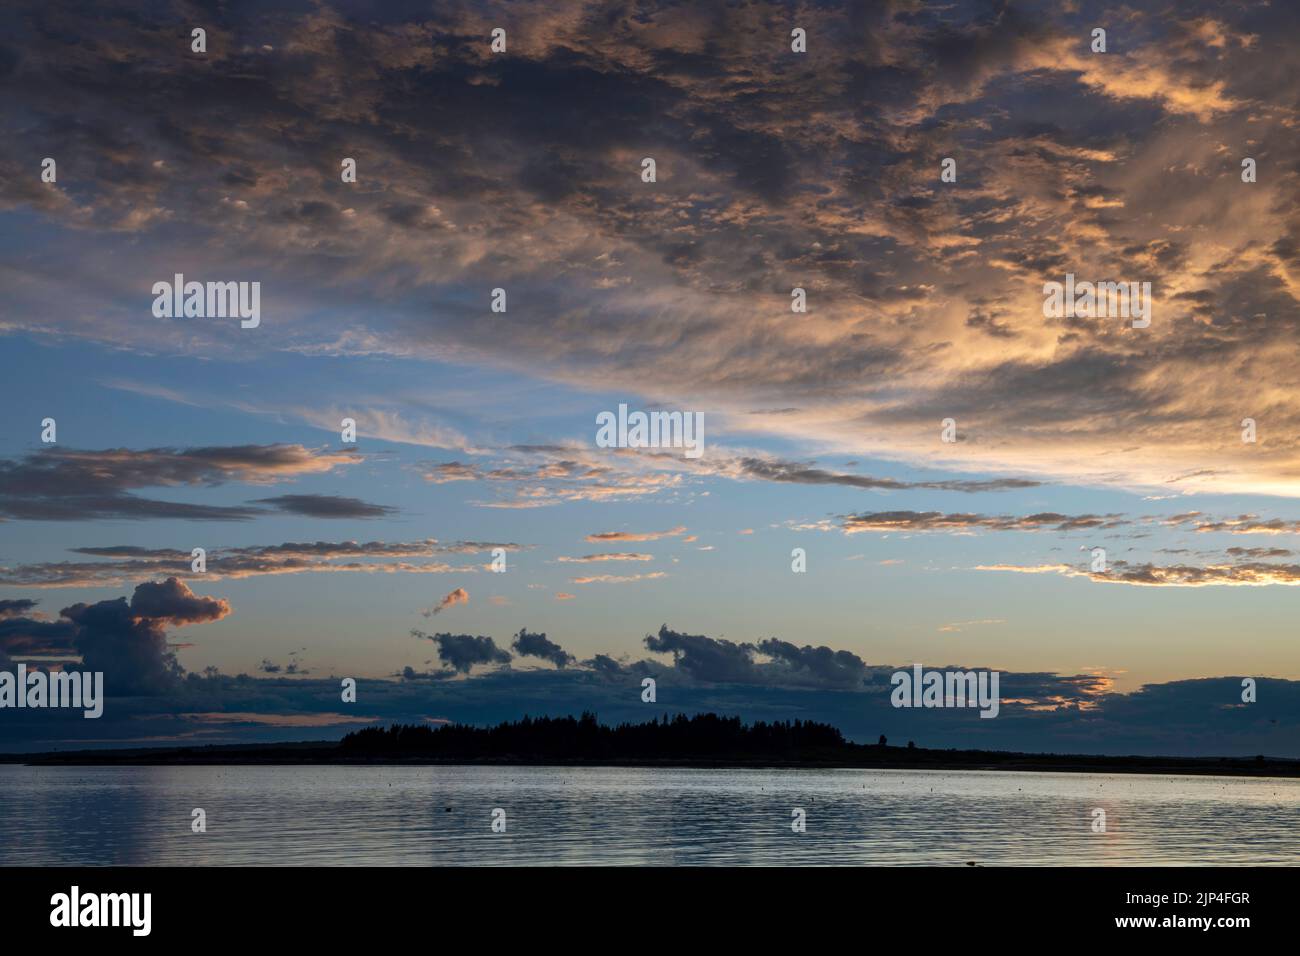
[511,629,574,669]
[0,577,229,694]
[755,638,870,689]
[645,625,760,684]
[412,629,511,674]
[642,625,868,689]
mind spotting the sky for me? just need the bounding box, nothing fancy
[2,0,1299,755]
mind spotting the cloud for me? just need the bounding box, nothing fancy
[421,446,1040,513]
[5,1,1300,497]
[0,445,360,521]
[586,526,687,543]
[511,629,574,668]
[978,558,1300,587]
[638,626,875,690]
[735,458,1040,493]
[251,494,396,519]
[127,577,231,625]
[423,462,481,484]
[1,578,229,694]
[0,612,76,661]
[754,638,869,689]
[0,539,506,588]
[571,572,666,585]
[644,625,758,684]
[838,511,1126,535]
[556,553,653,563]
[1194,516,1300,535]
[413,630,511,673]
[0,599,38,619]
[938,619,1006,633]
[420,450,686,508]
[423,587,470,617]
[1226,547,1292,559]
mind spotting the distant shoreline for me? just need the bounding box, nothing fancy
[5,744,1299,778]
[6,713,1298,777]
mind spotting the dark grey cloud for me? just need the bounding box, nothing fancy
[737,458,1040,493]
[0,599,38,619]
[755,638,868,689]
[644,624,758,683]
[0,578,230,695]
[0,445,358,521]
[259,654,309,676]
[71,546,192,559]
[641,626,874,690]
[0,538,496,588]
[413,630,512,674]
[0,612,77,659]
[251,494,396,519]
[1226,546,1293,559]
[511,629,574,669]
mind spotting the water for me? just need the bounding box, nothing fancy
[1,764,1296,866]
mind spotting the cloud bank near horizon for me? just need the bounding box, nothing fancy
[0,581,1292,757]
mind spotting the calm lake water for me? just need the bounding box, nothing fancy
[1,764,1296,866]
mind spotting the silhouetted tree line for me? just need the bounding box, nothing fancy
[340,712,846,759]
